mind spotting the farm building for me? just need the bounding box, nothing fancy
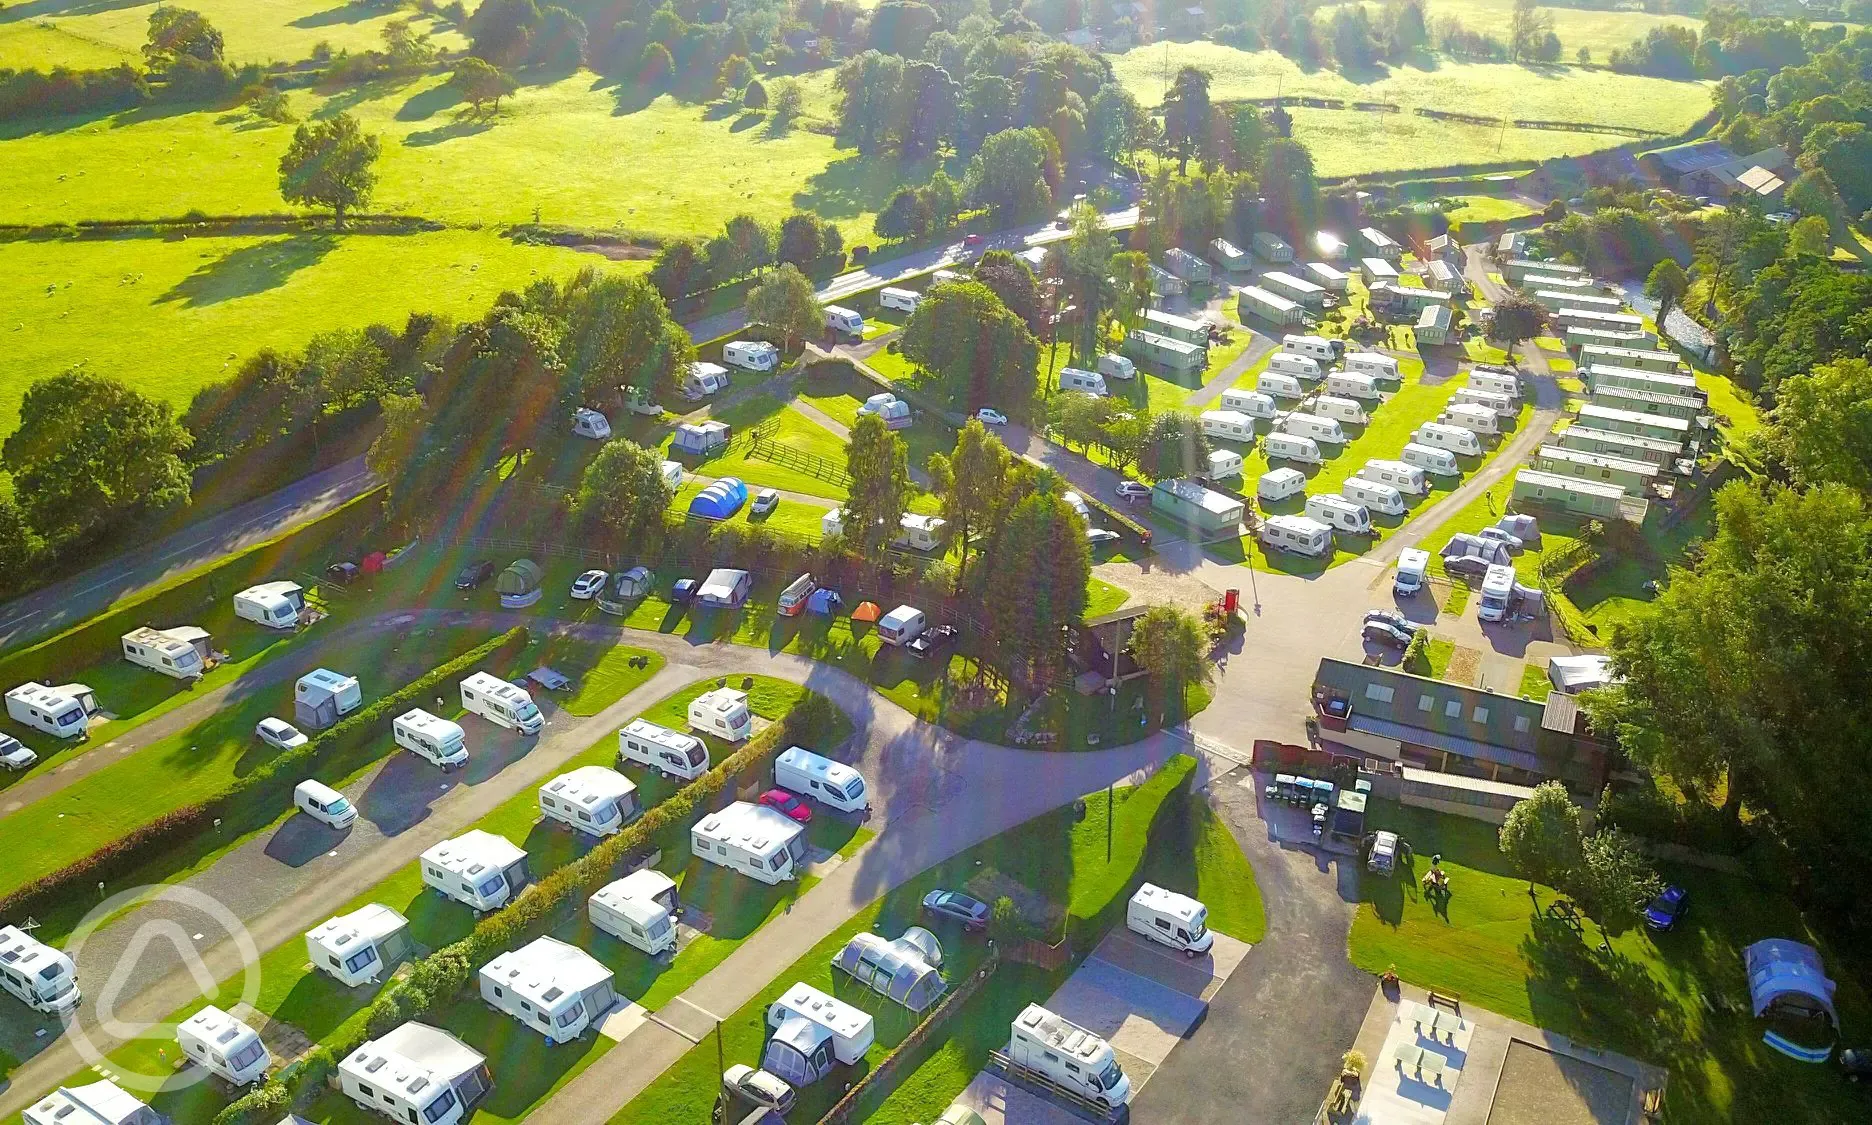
[1534,289,1625,315]
[1584,364,1702,400]
[1261,271,1327,308]
[1124,329,1207,373]
[1143,308,1210,345]
[1556,425,1684,466]
[1553,307,1646,333]
[1642,139,1738,187]
[1148,263,1186,297]
[1150,479,1245,537]
[1575,403,1692,443]
[1358,227,1402,260]
[1422,259,1463,295]
[1163,247,1212,283]
[1513,468,1644,522]
[1253,232,1295,262]
[1314,231,1349,260]
[1304,262,1350,291]
[1415,304,1453,345]
[1237,285,1305,325]
[1210,238,1251,272]
[1360,258,1400,286]
[1565,324,1654,350]
[1533,445,1659,495]
[1502,258,1585,285]
[1577,344,1681,374]
[1369,282,1451,315]
[1590,384,1706,422]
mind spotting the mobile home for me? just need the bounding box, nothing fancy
[1344,351,1399,381]
[1575,403,1694,443]
[1358,458,1427,495]
[764,982,877,1086]
[1556,425,1683,466]
[1400,442,1461,477]
[120,626,211,681]
[1127,883,1213,955]
[775,745,870,815]
[1358,227,1402,259]
[1360,257,1400,286]
[1314,231,1349,260]
[1422,259,1462,295]
[394,708,468,770]
[1148,263,1185,297]
[589,869,680,956]
[681,361,732,400]
[877,605,927,646]
[1534,289,1624,315]
[1415,303,1453,345]
[723,339,780,373]
[1369,281,1452,315]
[1411,421,1483,456]
[1259,514,1333,556]
[1325,370,1380,400]
[1203,448,1245,482]
[1439,402,1500,436]
[478,936,616,1044]
[1220,389,1278,418]
[1142,308,1210,346]
[1502,258,1585,285]
[539,766,641,837]
[1283,334,1339,363]
[1342,477,1405,516]
[1236,284,1304,326]
[1200,409,1256,443]
[1264,432,1323,464]
[339,1022,490,1125]
[1305,261,1350,291]
[1553,307,1646,334]
[689,686,752,741]
[22,1082,157,1125]
[1305,494,1371,534]
[177,1005,269,1086]
[692,801,809,885]
[1151,479,1245,535]
[1251,231,1294,262]
[460,672,543,735]
[305,904,413,988]
[421,830,528,912]
[1519,273,1597,295]
[1258,467,1306,503]
[1261,271,1327,308]
[1163,247,1212,283]
[1533,445,1660,494]
[1124,329,1207,374]
[1059,367,1110,395]
[0,925,78,1014]
[1584,363,1701,399]
[1282,412,1347,446]
[1009,1005,1132,1109]
[1313,395,1369,426]
[1590,384,1707,422]
[296,668,361,730]
[1512,468,1632,520]
[1578,344,1681,375]
[1257,370,1304,399]
[1210,237,1251,272]
[1565,324,1653,350]
[617,717,708,780]
[1451,386,1516,417]
[233,581,306,629]
[878,286,921,314]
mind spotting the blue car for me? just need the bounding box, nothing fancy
[1644,884,1689,931]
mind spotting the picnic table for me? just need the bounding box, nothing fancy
[1410,1001,1463,1042]
[1392,1042,1447,1086]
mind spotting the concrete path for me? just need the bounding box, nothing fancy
[1185,330,1278,409]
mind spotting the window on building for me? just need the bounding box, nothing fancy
[1365,683,1395,703]
[1418,694,1434,712]
[1513,715,1531,733]
[1444,700,1461,718]
[1472,706,1489,724]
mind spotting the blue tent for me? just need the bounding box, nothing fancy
[807,588,842,615]
[1745,939,1838,1025]
[688,477,749,521]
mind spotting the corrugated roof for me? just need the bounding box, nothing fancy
[1540,692,1582,734]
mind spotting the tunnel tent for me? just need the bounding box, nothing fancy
[496,559,545,608]
[688,477,749,521]
[831,929,948,1012]
[807,588,842,615]
[1745,939,1839,1025]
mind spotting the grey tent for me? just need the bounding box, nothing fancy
[831,929,947,1012]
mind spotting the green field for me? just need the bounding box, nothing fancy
[0,20,135,69]
[1440,193,1542,226]
[2,0,466,66]
[1318,0,1711,61]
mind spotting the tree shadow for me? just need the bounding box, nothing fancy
[396,80,464,122]
[290,0,385,29]
[0,0,150,25]
[1521,911,1688,1058]
[730,110,765,132]
[793,151,946,221]
[404,115,495,146]
[156,235,338,308]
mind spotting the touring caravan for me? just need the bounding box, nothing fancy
[1412,422,1483,456]
[1009,1005,1132,1109]
[1345,352,1400,381]
[857,393,912,429]
[1264,432,1322,465]
[305,905,413,988]
[421,830,529,912]
[120,626,211,681]
[177,1006,269,1087]
[1313,395,1369,426]
[1127,883,1213,956]
[681,362,732,400]
[1257,467,1306,503]
[234,581,306,629]
[1200,410,1255,443]
[478,936,616,1045]
[1342,477,1405,516]
[293,778,357,830]
[1467,368,1520,398]
[1394,547,1431,597]
[1096,354,1136,381]
[1282,334,1338,363]
[539,766,641,837]
[672,421,730,455]
[394,708,468,770]
[697,567,754,608]
[1358,458,1427,495]
[618,718,709,780]
[1282,412,1347,446]
[723,340,780,373]
[1059,368,1109,395]
[1439,403,1499,436]
[1220,389,1278,419]
[1267,352,1322,380]
[692,801,809,885]
[764,983,877,1086]
[776,745,870,815]
[571,408,611,440]
[460,672,543,735]
[1401,442,1461,477]
[877,605,927,646]
[22,1081,158,1125]
[690,687,752,742]
[0,926,78,1014]
[1478,563,1518,623]
[589,869,681,956]
[823,305,864,337]
[295,668,361,730]
[1451,386,1516,418]
[879,287,922,314]
[1325,370,1380,400]
[1306,494,1371,534]
[1204,449,1244,482]
[1257,371,1304,399]
[339,1023,490,1125]
[1259,514,1333,556]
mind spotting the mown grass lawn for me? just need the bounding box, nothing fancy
[1437,193,1542,227]
[670,477,836,542]
[0,21,136,69]
[1321,0,1712,61]
[661,395,853,500]
[11,1,465,67]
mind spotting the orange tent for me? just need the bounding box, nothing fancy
[851,601,882,623]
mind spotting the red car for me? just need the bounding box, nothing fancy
[758,788,813,824]
[962,234,985,248]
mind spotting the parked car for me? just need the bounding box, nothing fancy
[0,734,37,772]
[1363,620,1413,650]
[1087,528,1121,546]
[256,717,309,750]
[671,578,699,604]
[906,623,959,660]
[922,888,991,931]
[1115,480,1151,501]
[326,562,360,586]
[721,1065,797,1115]
[975,407,1007,426]
[570,570,607,600]
[1478,526,1524,553]
[455,560,496,589]
[1644,884,1689,931]
[758,788,813,825]
[751,489,780,516]
[1363,609,1416,635]
[1443,554,1491,578]
[963,234,985,249]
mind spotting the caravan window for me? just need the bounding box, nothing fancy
[686,746,706,767]
[844,779,864,800]
[423,1090,458,1123]
[54,707,82,727]
[229,1041,265,1071]
[557,1003,584,1027]
[345,948,377,974]
[477,876,504,898]
[770,854,786,871]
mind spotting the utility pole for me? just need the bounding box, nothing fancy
[1106,782,1114,862]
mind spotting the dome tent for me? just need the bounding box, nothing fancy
[688,477,749,521]
[831,928,947,1012]
[1745,939,1838,1026]
[496,559,545,608]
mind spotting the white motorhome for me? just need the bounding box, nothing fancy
[1058,367,1109,396]
[689,687,752,742]
[1401,442,1461,477]
[571,407,612,440]
[1096,354,1136,380]
[421,830,529,912]
[1264,432,1322,465]
[1266,352,1322,380]
[0,925,79,1014]
[478,936,617,1045]
[1451,386,1516,418]
[176,1005,269,1087]
[1439,403,1500,436]
[1256,371,1303,399]
[1313,395,1369,426]
[1395,547,1431,596]
[1478,563,1518,622]
[1258,514,1333,556]
[1009,1004,1131,1109]
[1203,449,1244,482]
[22,1081,158,1125]
[294,778,358,829]
[339,1022,491,1125]
[775,745,869,815]
[1342,477,1405,516]
[1127,883,1214,956]
[1357,459,1427,495]
[1413,421,1483,456]
[877,605,927,646]
[1199,409,1255,442]
[589,869,681,956]
[823,305,865,337]
[234,581,306,629]
[879,286,922,314]
[681,361,732,400]
[1325,370,1381,400]
[305,904,414,987]
[1257,467,1306,503]
[460,672,543,735]
[1306,494,1371,534]
[764,982,877,1086]
[1220,389,1278,419]
[120,626,211,681]
[1282,412,1347,446]
[1345,351,1400,381]
[296,667,361,729]
[692,801,809,885]
[539,766,641,837]
[1467,368,1520,398]
[394,708,468,770]
[723,339,781,373]
[618,718,709,780]
[1282,334,1338,363]
[5,683,97,739]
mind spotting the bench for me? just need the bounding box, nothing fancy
[1427,989,1462,1013]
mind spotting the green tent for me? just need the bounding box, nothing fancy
[496,559,544,606]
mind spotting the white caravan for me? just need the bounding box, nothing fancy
[1342,477,1406,516]
[879,286,922,314]
[421,830,529,912]
[293,778,357,830]
[1267,352,1322,380]
[1204,449,1245,482]
[22,1081,158,1125]
[1439,403,1500,436]
[823,305,865,336]
[1199,409,1255,442]
[305,904,413,987]
[394,708,468,770]
[1451,386,1516,418]
[617,718,709,781]
[1220,389,1278,419]
[120,626,210,681]
[1127,883,1214,956]
[1413,422,1484,456]
[6,682,97,739]
[1264,433,1322,465]
[764,982,877,1086]
[775,745,870,815]
[1313,395,1369,426]
[1059,367,1110,396]
[681,361,732,399]
[1478,563,1518,623]
[460,672,543,735]
[1467,368,1520,398]
[1009,1004,1132,1109]
[1282,334,1338,363]
[1394,547,1431,597]
[1401,442,1462,477]
[1358,459,1427,495]
[177,1005,269,1087]
[692,801,809,885]
[723,339,781,373]
[1258,514,1333,557]
[1096,353,1136,380]
[339,1022,490,1125]
[689,686,752,742]
[1257,467,1306,503]
[296,668,361,729]
[1282,412,1347,446]
[539,766,642,837]
[0,925,79,1014]
[234,581,306,629]
[589,869,681,956]
[478,936,617,1045]
[1306,494,1372,534]
[571,407,612,440]
[1256,371,1304,399]
[1345,351,1400,380]
[1325,370,1381,400]
[878,605,927,646]
[894,513,947,552]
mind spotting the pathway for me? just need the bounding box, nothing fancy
[1185,329,1278,409]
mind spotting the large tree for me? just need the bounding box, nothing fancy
[144,5,223,68]
[1088,82,1148,166]
[925,420,1011,587]
[562,273,694,410]
[744,264,822,350]
[1139,411,1213,481]
[1644,259,1688,329]
[963,127,1059,223]
[982,490,1091,686]
[1160,65,1212,175]
[367,392,428,485]
[1488,291,1547,350]
[574,439,675,549]
[1769,357,1872,492]
[843,414,913,561]
[1127,605,1215,720]
[1497,781,1584,894]
[901,281,1041,414]
[278,113,381,229]
[972,250,1043,332]
[1571,829,1662,944]
[1060,201,1118,362]
[451,57,517,114]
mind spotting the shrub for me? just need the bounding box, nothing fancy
[989,895,1025,941]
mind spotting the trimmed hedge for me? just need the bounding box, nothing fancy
[0,628,529,926]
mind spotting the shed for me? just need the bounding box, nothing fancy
[1150,479,1244,536]
[832,928,947,1011]
[688,477,749,521]
[1547,655,1614,694]
[1745,939,1837,1026]
[496,559,545,608]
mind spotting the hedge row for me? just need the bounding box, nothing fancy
[212,691,844,1125]
[0,214,441,244]
[0,628,529,925]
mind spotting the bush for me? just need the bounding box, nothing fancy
[989,895,1025,941]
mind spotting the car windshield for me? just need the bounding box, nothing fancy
[1096,1060,1124,1090]
[326,796,352,815]
[515,703,540,722]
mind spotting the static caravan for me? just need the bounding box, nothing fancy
[1358,459,1427,495]
[1257,370,1304,399]
[1477,563,1518,623]
[1394,547,1431,596]
[1412,422,1483,456]
[1148,263,1185,297]
[1359,227,1402,260]
[1124,329,1207,374]
[1520,273,1596,294]
[1305,262,1350,291]
[1097,353,1136,380]
[1422,259,1462,295]
[1533,445,1659,494]
[395,708,468,770]
[1220,389,1278,419]
[1282,412,1347,446]
[1345,351,1400,381]
[681,361,732,400]
[1514,468,1634,521]
[539,766,641,837]
[1579,344,1681,375]
[305,904,413,987]
[878,286,921,314]
[697,567,754,608]
[1370,281,1452,315]
[1494,231,1527,260]
[1534,289,1623,315]
[1313,395,1369,426]
[1163,247,1212,283]
[1451,386,1516,417]
[1502,258,1585,285]
[1565,324,1653,350]
[1585,363,1701,400]
[121,626,211,681]
[4,682,96,740]
[1258,467,1307,503]
[1264,432,1323,465]
[177,1005,269,1086]
[1556,425,1682,466]
[422,831,529,912]
[689,687,752,742]
[775,745,870,815]
[1305,494,1371,534]
[894,512,948,553]
[1009,1005,1132,1109]
[823,305,865,337]
[1342,477,1405,516]
[1416,304,1453,345]
[1283,334,1339,363]
[1325,370,1380,400]
[571,407,611,441]
[1576,403,1693,443]
[723,339,781,373]
[0,925,78,1014]
[460,672,543,735]
[1360,257,1400,287]
[1127,883,1214,956]
[234,581,306,629]
[1259,514,1333,556]
[1252,231,1294,262]
[1401,442,1461,477]
[589,869,681,956]
[1314,231,1349,260]
[479,936,616,1045]
[1261,271,1327,308]
[22,1082,157,1125]
[671,420,731,456]
[1439,403,1500,436]
[1059,367,1110,395]
[296,668,361,730]
[877,605,927,646]
[1200,409,1256,443]
[764,983,877,1086]
[1204,449,1245,482]
[1590,384,1706,422]
[1143,308,1210,346]
[1467,369,1520,398]
[339,1022,490,1125]
[692,801,809,885]
[1554,307,1645,334]
[1267,352,1322,380]
[617,717,708,780]
[1210,237,1252,272]
[1236,284,1304,326]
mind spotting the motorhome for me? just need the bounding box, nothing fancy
[1313,395,1369,426]
[1008,1005,1132,1109]
[1451,386,1516,418]
[234,581,306,629]
[421,830,529,912]
[1478,563,1518,623]
[1282,412,1347,446]
[823,305,865,337]
[1401,442,1461,477]
[571,407,611,440]
[5,682,97,739]
[1439,403,1500,436]
[1258,514,1333,556]
[877,605,927,647]
[1412,421,1483,456]
[1267,352,1322,380]
[1394,547,1431,596]
[1058,367,1109,395]
[764,983,877,1086]
[295,668,361,730]
[478,936,617,1045]
[1257,467,1306,503]
[339,1022,490,1125]
[1256,371,1303,399]
[460,672,543,736]
[1357,459,1427,495]
[1203,449,1244,482]
[1127,883,1213,956]
[777,573,817,617]
[1325,370,1380,400]
[879,286,921,314]
[1220,389,1278,419]
[589,869,681,956]
[692,801,809,885]
[1264,432,1322,465]
[294,778,357,829]
[776,745,870,815]
[1467,369,1520,398]
[539,766,641,837]
[305,905,413,987]
[723,340,781,373]
[177,1005,269,1086]
[618,717,709,780]
[0,925,78,1014]
[1306,494,1371,534]
[22,1081,158,1125]
[1096,354,1136,380]
[1282,334,1338,363]
[394,708,468,770]
[120,626,211,681]
[1344,352,1400,381]
[681,361,732,400]
[689,687,752,742]
[1342,477,1405,516]
[1199,409,1256,443]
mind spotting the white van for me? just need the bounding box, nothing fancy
[723,340,780,373]
[1220,389,1278,419]
[1200,409,1255,442]
[775,746,869,815]
[1452,386,1515,418]
[879,286,921,314]
[1258,514,1333,556]
[1257,371,1304,399]
[1097,353,1136,380]
[1282,334,1338,363]
[1257,467,1306,503]
[1412,422,1483,456]
[1358,458,1427,495]
[1439,403,1499,435]
[1126,883,1213,956]
[177,1006,269,1087]
[1313,395,1369,426]
[1010,1005,1132,1110]
[1059,367,1109,396]
[1345,351,1400,380]
[618,718,709,781]
[1395,547,1431,596]
[877,605,927,646]
[1306,494,1371,534]
[1401,442,1461,477]
[460,672,543,735]
[1467,368,1520,398]
[823,305,865,337]
[1342,477,1405,516]
[294,779,358,830]
[1282,412,1346,446]
[395,708,468,770]
[1325,370,1381,400]
[1478,563,1518,622]
[1267,352,1321,380]
[1264,432,1322,465]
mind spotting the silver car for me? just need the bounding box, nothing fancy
[0,733,37,771]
